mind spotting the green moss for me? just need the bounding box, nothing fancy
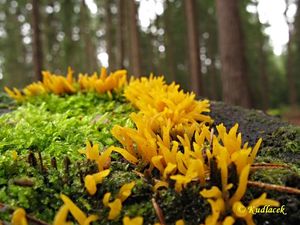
[0,94,299,224]
[259,126,300,168]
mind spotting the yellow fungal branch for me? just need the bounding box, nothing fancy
[84,169,110,195]
[58,194,98,225]
[4,67,127,101]
[11,208,28,225]
[123,216,143,225]
[102,182,136,220]
[117,181,136,202]
[124,75,213,131]
[80,141,112,171]
[78,68,127,94]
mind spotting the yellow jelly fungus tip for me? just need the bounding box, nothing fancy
[11,208,28,225]
[83,215,99,225]
[60,194,87,225]
[84,169,110,195]
[229,164,250,205]
[163,163,177,180]
[249,138,262,164]
[123,216,144,225]
[84,175,97,195]
[103,192,111,207]
[53,205,70,225]
[200,186,222,199]
[232,201,248,218]
[249,193,280,208]
[118,181,136,202]
[153,180,169,192]
[108,146,138,164]
[222,216,235,225]
[175,219,185,225]
[108,199,122,220]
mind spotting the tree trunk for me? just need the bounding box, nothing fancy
[285,0,298,107]
[184,0,202,96]
[32,0,43,81]
[62,0,72,68]
[259,36,269,111]
[116,0,125,69]
[128,0,141,77]
[164,0,176,82]
[286,32,298,107]
[215,0,252,108]
[81,0,92,72]
[105,0,114,70]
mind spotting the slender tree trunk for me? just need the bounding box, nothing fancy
[44,2,55,69]
[164,0,176,81]
[285,0,298,107]
[117,0,125,69]
[259,37,269,111]
[286,32,297,107]
[81,0,92,72]
[105,0,114,70]
[128,0,141,77]
[32,0,43,81]
[215,0,252,108]
[184,0,202,96]
[62,0,72,68]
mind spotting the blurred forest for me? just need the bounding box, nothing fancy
[0,0,300,116]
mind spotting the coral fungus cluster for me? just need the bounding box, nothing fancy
[4,67,126,101]
[4,68,279,225]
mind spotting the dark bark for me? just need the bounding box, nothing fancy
[184,0,202,96]
[258,37,269,111]
[32,0,43,81]
[286,33,298,107]
[215,0,252,108]
[81,0,94,72]
[285,0,298,107]
[62,0,72,68]
[164,0,176,81]
[105,0,114,70]
[116,0,125,69]
[128,0,141,77]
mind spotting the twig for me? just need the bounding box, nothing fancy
[209,128,214,149]
[26,215,51,225]
[247,181,300,195]
[251,163,290,171]
[151,198,166,225]
[13,178,34,187]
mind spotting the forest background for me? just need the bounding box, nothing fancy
[0,0,299,123]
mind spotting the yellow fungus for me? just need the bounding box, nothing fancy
[123,216,143,225]
[11,208,28,225]
[53,205,71,225]
[84,169,110,195]
[103,192,112,207]
[60,194,98,225]
[118,181,135,202]
[175,219,185,225]
[108,199,122,220]
[222,216,235,225]
[153,180,169,192]
[163,163,177,180]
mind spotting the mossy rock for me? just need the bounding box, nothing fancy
[0,94,299,225]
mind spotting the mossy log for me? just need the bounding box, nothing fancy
[0,95,299,225]
[211,101,300,225]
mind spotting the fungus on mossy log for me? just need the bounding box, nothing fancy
[0,68,299,225]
